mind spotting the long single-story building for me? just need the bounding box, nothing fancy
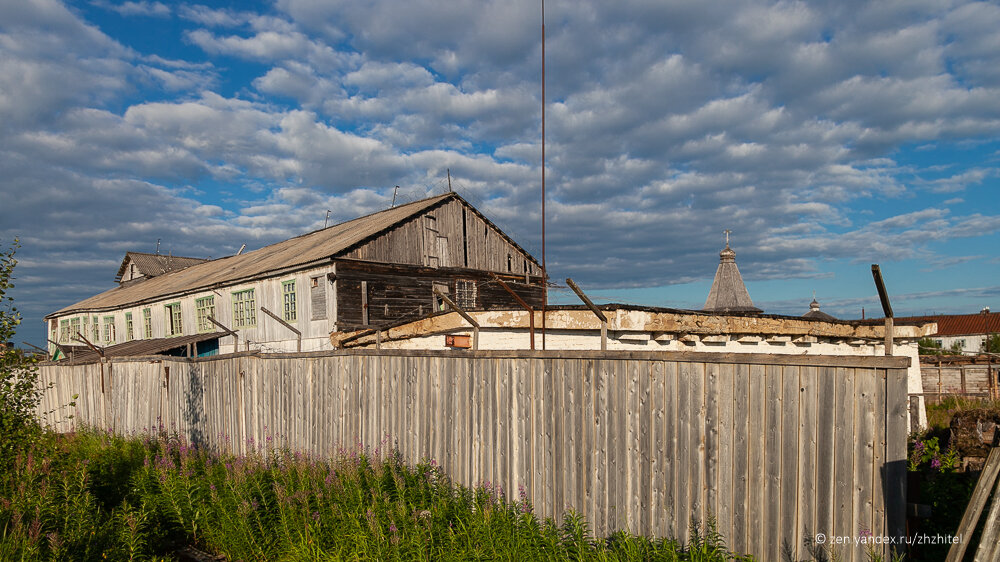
[46,192,544,359]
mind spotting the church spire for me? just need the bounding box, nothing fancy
[702,231,761,314]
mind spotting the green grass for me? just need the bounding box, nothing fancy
[0,428,755,561]
[925,396,1000,431]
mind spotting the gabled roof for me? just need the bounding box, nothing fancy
[48,193,537,318]
[895,312,1000,336]
[702,243,761,314]
[116,252,209,282]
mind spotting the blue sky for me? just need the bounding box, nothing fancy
[3,0,1000,346]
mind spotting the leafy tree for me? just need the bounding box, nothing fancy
[0,238,44,466]
[985,333,1000,354]
[918,337,966,356]
[918,337,945,356]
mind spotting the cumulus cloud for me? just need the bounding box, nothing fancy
[4,0,1000,344]
[91,1,170,18]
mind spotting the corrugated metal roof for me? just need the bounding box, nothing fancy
[57,332,226,364]
[115,252,208,281]
[896,312,1000,336]
[48,193,455,318]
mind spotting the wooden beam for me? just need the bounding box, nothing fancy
[491,273,535,350]
[432,286,479,350]
[947,447,1000,562]
[566,278,608,350]
[872,265,894,355]
[74,331,105,359]
[206,315,239,353]
[261,306,302,352]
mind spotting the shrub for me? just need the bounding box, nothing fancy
[0,239,45,469]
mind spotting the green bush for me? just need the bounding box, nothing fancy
[0,239,45,470]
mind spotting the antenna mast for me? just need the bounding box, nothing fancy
[541,0,547,350]
[447,168,453,192]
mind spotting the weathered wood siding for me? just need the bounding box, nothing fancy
[343,198,539,275]
[920,362,996,401]
[334,259,544,331]
[36,349,908,561]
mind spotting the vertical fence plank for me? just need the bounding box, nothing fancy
[665,361,679,539]
[797,366,818,561]
[676,361,694,541]
[781,366,801,561]
[705,361,720,537]
[594,358,609,536]
[717,363,735,547]
[834,367,857,562]
[885,368,908,558]
[732,363,750,553]
[764,364,783,562]
[854,368,877,561]
[649,361,666,538]
[638,361,651,537]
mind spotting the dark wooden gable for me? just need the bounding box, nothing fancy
[341,195,540,275]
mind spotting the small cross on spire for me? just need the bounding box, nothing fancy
[724,229,731,247]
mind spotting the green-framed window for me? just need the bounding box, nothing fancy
[142,308,152,339]
[232,289,256,328]
[69,317,81,342]
[125,312,134,341]
[165,302,183,336]
[59,319,70,343]
[282,280,297,322]
[196,296,215,332]
[82,316,90,339]
[103,316,115,344]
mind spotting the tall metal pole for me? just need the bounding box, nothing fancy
[541,0,547,350]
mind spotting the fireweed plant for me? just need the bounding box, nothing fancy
[907,432,959,473]
[0,426,755,561]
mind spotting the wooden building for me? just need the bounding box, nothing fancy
[46,193,544,358]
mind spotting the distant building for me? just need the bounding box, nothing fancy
[45,193,544,360]
[898,308,1000,354]
[116,252,209,284]
[803,297,837,321]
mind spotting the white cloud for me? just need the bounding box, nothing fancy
[92,1,170,17]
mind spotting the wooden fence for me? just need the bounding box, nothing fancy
[36,349,909,561]
[919,361,998,402]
